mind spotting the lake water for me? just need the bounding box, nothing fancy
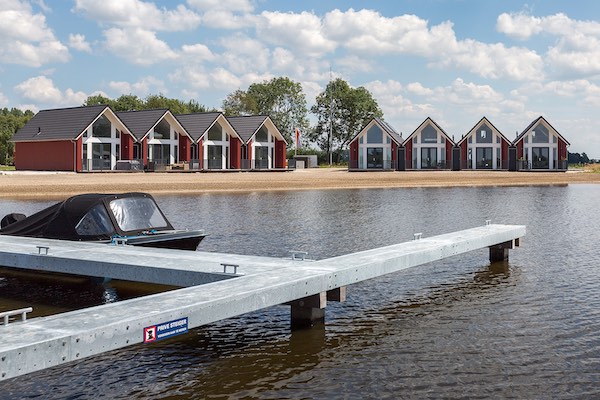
[1,184,600,398]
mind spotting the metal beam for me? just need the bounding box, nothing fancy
[0,223,525,381]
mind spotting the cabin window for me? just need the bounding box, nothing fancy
[367,125,383,143]
[208,123,222,141]
[359,136,363,144]
[93,115,111,138]
[553,135,557,143]
[477,124,493,143]
[386,136,391,144]
[154,120,170,139]
[255,126,268,142]
[496,136,500,143]
[532,124,549,143]
[75,204,114,236]
[109,197,169,232]
[421,124,437,143]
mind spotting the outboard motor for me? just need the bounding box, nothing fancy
[1,213,26,229]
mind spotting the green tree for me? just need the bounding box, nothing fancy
[222,89,258,116]
[113,94,144,111]
[0,108,34,165]
[310,78,383,163]
[83,94,212,114]
[222,77,309,144]
[84,94,113,107]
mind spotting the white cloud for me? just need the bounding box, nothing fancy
[187,0,256,28]
[209,67,242,89]
[320,9,543,81]
[108,76,166,97]
[14,76,87,106]
[0,0,69,67]
[74,0,201,31]
[219,33,270,74]
[406,82,433,96]
[68,33,92,53]
[103,28,178,65]
[496,12,543,40]
[497,12,600,78]
[365,79,434,120]
[256,11,337,57]
[186,0,254,13]
[336,55,374,74]
[0,91,8,107]
[435,40,544,81]
[181,43,216,62]
[438,78,504,105]
[169,66,211,89]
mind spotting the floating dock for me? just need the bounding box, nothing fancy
[0,223,525,381]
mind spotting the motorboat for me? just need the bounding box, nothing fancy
[0,192,205,251]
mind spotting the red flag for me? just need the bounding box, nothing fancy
[295,128,300,149]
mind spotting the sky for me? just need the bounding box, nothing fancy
[2,0,600,157]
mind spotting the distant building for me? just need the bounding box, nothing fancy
[348,118,403,170]
[456,117,511,170]
[404,118,454,170]
[11,106,289,172]
[176,112,242,170]
[513,116,569,171]
[226,115,288,170]
[12,105,134,171]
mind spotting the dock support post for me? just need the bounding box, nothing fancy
[288,292,326,330]
[489,238,520,262]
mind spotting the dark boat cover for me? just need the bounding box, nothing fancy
[0,193,174,241]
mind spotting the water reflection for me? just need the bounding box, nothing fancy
[2,185,600,398]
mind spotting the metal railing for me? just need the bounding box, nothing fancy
[189,159,202,170]
[415,160,450,170]
[147,160,168,171]
[82,158,112,171]
[554,160,568,170]
[240,159,270,170]
[254,159,270,170]
[206,159,223,170]
[347,159,399,170]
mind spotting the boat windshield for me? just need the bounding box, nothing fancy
[75,204,115,236]
[109,197,169,232]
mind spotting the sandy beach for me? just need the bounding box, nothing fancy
[1,168,599,199]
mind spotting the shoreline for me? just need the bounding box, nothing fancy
[1,168,599,199]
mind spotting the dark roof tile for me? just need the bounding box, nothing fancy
[12,105,109,142]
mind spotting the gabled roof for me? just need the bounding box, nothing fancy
[175,112,222,142]
[116,109,177,142]
[226,115,270,144]
[349,117,403,146]
[403,117,455,146]
[457,116,511,146]
[514,116,570,146]
[375,117,403,144]
[12,105,112,142]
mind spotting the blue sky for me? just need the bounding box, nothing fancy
[2,0,600,157]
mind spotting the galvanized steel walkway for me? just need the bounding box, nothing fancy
[0,223,525,381]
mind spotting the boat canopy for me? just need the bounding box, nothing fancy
[0,193,174,241]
